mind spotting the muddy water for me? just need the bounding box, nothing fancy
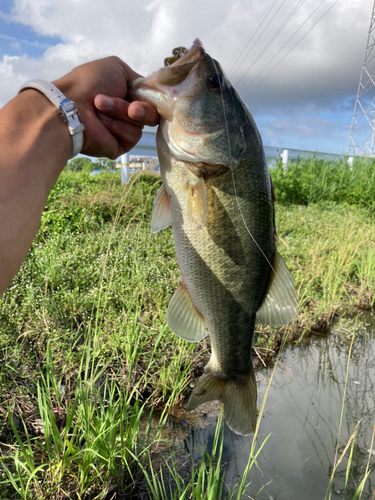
[173,316,375,499]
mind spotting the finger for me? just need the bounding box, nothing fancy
[128,101,159,127]
[97,112,143,148]
[95,94,136,123]
[95,94,159,127]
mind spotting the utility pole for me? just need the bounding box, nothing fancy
[347,1,375,157]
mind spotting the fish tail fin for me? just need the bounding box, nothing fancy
[187,369,257,436]
[222,370,257,435]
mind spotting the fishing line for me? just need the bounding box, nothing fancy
[229,166,276,275]
[209,56,276,275]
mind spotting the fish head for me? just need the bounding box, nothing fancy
[129,39,246,170]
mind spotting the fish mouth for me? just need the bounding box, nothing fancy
[128,40,206,122]
[163,39,204,69]
[129,40,204,94]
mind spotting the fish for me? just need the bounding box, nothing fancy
[128,39,297,435]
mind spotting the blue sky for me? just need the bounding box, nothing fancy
[0,0,374,156]
[0,1,60,59]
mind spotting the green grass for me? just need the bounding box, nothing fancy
[271,156,375,211]
[1,161,375,498]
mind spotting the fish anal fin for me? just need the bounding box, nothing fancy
[186,177,208,229]
[187,369,257,436]
[256,250,298,327]
[151,184,172,234]
[167,281,207,342]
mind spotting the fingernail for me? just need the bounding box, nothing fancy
[97,111,112,123]
[96,94,113,111]
[131,105,146,120]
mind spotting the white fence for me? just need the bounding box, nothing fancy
[129,129,345,170]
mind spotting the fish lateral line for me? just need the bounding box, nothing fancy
[207,54,276,274]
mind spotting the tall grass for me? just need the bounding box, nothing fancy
[273,202,375,330]
[1,160,375,498]
[1,334,158,499]
[0,172,192,498]
[271,157,375,212]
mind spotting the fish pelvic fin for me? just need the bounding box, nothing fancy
[151,184,172,234]
[187,370,257,436]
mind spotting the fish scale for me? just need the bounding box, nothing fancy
[129,39,297,435]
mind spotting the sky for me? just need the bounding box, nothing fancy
[0,0,374,156]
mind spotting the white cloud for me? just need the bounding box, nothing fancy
[9,41,21,50]
[0,0,374,152]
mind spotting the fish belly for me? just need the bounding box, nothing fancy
[159,135,274,435]
[172,166,272,345]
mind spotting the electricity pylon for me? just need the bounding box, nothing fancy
[347,1,375,157]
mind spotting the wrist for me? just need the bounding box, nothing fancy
[19,80,85,159]
[14,89,72,161]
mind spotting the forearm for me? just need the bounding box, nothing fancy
[0,89,71,296]
[0,57,159,298]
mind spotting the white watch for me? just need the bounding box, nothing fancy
[19,79,85,159]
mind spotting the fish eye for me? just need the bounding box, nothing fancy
[208,73,224,91]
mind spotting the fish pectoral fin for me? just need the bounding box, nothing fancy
[151,184,172,234]
[187,369,257,436]
[256,250,298,327]
[167,281,207,342]
[186,177,208,230]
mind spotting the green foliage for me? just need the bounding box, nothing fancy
[270,157,375,213]
[1,166,375,499]
[65,156,117,174]
[1,337,157,499]
[131,411,270,500]
[39,170,161,235]
[64,156,95,173]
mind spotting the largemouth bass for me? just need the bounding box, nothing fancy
[129,39,297,435]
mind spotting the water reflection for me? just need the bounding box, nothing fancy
[183,315,375,499]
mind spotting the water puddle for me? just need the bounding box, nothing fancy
[165,314,375,499]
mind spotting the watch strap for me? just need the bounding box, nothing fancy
[19,79,85,159]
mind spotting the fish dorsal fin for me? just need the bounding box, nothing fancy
[256,250,298,327]
[186,177,208,229]
[167,281,207,342]
[151,184,172,234]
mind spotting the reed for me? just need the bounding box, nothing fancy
[271,156,375,212]
[1,162,375,498]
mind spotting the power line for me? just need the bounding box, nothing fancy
[233,0,308,88]
[227,0,279,77]
[229,0,288,81]
[238,0,326,93]
[347,0,375,157]
[239,0,339,100]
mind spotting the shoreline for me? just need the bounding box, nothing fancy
[1,169,375,499]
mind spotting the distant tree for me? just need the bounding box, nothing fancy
[95,158,116,170]
[65,157,95,173]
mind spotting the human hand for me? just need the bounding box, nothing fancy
[52,56,159,159]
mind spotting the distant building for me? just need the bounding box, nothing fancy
[115,156,159,173]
